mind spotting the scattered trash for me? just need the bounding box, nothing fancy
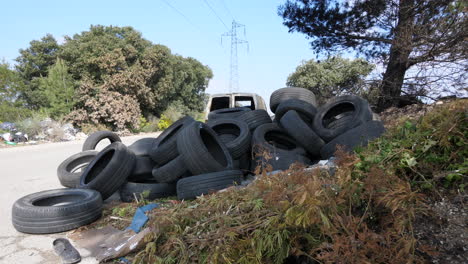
[127,203,159,233]
[0,122,16,131]
[69,226,151,262]
[1,132,11,141]
[52,238,81,264]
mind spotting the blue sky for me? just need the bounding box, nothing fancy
[0,0,321,102]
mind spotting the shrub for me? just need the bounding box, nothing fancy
[138,116,159,133]
[66,80,141,131]
[80,123,112,135]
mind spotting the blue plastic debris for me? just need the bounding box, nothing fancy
[127,203,159,233]
[118,257,131,263]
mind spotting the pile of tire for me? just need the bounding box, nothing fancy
[11,87,385,235]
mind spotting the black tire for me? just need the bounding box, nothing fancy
[274,99,317,121]
[127,155,155,182]
[320,120,385,159]
[237,109,272,131]
[12,189,102,234]
[57,150,99,188]
[82,131,121,151]
[207,107,251,121]
[326,112,354,130]
[79,142,136,200]
[149,116,195,165]
[235,152,251,172]
[152,156,191,183]
[177,121,234,175]
[119,180,176,202]
[207,119,251,159]
[279,110,325,158]
[128,138,159,156]
[251,123,310,171]
[313,95,373,142]
[252,123,305,155]
[176,170,242,200]
[270,87,317,113]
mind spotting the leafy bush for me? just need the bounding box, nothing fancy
[0,103,32,123]
[355,99,467,191]
[15,110,50,137]
[80,123,112,135]
[157,114,172,131]
[138,116,159,133]
[66,79,141,131]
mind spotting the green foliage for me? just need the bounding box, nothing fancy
[111,204,136,218]
[15,25,213,130]
[15,110,50,137]
[286,56,375,104]
[80,122,112,135]
[15,34,60,108]
[278,1,467,109]
[157,114,172,131]
[37,58,76,119]
[355,99,467,191]
[0,62,31,122]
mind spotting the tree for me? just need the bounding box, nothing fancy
[279,0,468,109]
[37,58,76,118]
[287,56,374,104]
[0,62,30,121]
[15,34,60,108]
[15,25,213,129]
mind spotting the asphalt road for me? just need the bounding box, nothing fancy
[0,133,160,264]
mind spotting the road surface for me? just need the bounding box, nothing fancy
[0,133,160,264]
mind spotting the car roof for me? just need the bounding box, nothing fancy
[209,93,261,97]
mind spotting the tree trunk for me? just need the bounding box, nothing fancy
[377,0,415,111]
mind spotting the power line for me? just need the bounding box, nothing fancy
[218,0,234,20]
[222,21,249,92]
[160,0,200,31]
[202,0,229,30]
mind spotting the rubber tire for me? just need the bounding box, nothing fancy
[207,118,251,159]
[274,99,317,121]
[128,138,159,156]
[235,152,251,172]
[12,188,102,234]
[326,112,354,130]
[119,180,176,202]
[176,170,242,200]
[270,87,317,113]
[82,131,121,151]
[251,123,310,171]
[80,142,136,200]
[237,109,272,131]
[127,155,155,182]
[57,150,99,188]
[149,116,195,165]
[251,151,311,171]
[177,121,234,175]
[320,120,386,159]
[152,156,191,183]
[251,123,306,155]
[313,95,373,142]
[279,110,325,158]
[207,107,251,121]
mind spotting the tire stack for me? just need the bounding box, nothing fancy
[12,87,385,235]
[270,88,385,160]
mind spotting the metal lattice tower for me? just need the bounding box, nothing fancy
[222,20,248,93]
